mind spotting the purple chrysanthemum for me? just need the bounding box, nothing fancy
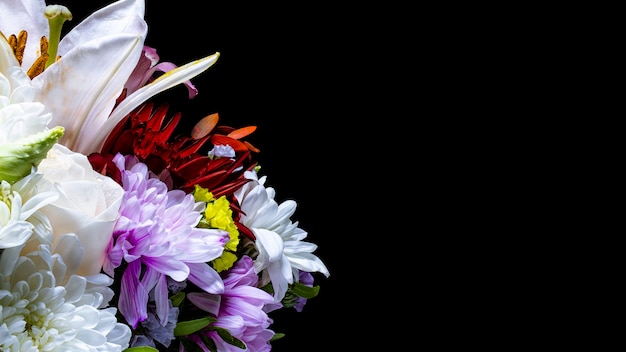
[187,255,277,351]
[104,153,229,328]
[294,270,314,312]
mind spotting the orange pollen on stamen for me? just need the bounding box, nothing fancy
[6,31,53,79]
[39,35,48,58]
[27,52,49,79]
[7,30,27,65]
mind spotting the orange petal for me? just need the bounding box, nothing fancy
[243,140,260,153]
[227,126,256,139]
[191,113,219,139]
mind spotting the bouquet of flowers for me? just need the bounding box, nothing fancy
[0,0,330,351]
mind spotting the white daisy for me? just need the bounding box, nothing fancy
[0,234,131,351]
[233,170,330,302]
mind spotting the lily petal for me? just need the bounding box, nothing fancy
[98,52,220,152]
[32,34,144,153]
[58,0,147,57]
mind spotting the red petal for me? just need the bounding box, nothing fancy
[210,134,249,153]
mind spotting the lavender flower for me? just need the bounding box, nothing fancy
[104,153,229,328]
[187,255,277,351]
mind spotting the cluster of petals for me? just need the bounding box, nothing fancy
[233,170,330,302]
[104,153,228,328]
[0,173,57,249]
[0,235,131,351]
[187,255,276,352]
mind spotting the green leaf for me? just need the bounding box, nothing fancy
[291,282,320,299]
[170,292,185,307]
[214,326,246,349]
[174,317,216,336]
[198,334,217,352]
[123,347,159,352]
[181,338,215,352]
[270,332,286,342]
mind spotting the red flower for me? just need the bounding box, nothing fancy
[88,101,259,240]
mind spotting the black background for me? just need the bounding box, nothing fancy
[55,1,359,350]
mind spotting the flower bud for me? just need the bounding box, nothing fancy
[0,126,64,184]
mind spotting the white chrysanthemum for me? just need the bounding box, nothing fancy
[233,170,330,302]
[0,234,131,351]
[0,172,58,249]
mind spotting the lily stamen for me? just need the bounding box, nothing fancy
[7,30,27,65]
[27,37,49,79]
[7,33,50,79]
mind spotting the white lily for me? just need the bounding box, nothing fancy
[0,0,219,155]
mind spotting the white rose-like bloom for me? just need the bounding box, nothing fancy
[233,170,330,302]
[0,235,131,351]
[21,143,124,277]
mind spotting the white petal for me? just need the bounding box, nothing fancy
[76,329,107,347]
[267,257,291,302]
[51,234,84,279]
[105,317,132,349]
[0,246,21,277]
[253,228,284,264]
[63,274,87,304]
[272,200,298,230]
[17,190,58,219]
[70,305,100,329]
[288,252,330,278]
[0,221,33,249]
